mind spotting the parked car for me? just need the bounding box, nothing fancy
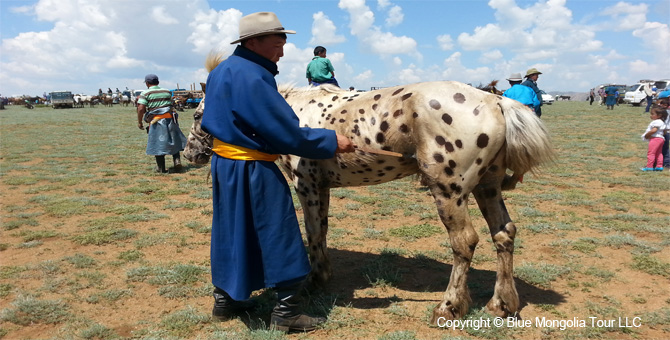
[624,81,654,106]
[50,91,74,109]
[540,90,554,105]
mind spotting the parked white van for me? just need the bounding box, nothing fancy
[624,79,670,106]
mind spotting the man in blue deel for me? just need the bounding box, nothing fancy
[503,72,540,114]
[201,12,355,333]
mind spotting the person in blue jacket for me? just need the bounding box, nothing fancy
[201,12,355,333]
[521,68,544,117]
[503,72,541,114]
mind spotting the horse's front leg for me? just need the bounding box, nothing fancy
[295,179,332,289]
[429,184,479,322]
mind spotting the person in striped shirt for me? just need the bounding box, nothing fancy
[136,74,187,173]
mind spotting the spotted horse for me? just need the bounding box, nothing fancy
[184,54,555,323]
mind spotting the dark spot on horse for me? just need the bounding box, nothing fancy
[429,99,441,110]
[433,153,444,163]
[455,140,463,148]
[376,133,385,143]
[393,109,403,117]
[413,112,419,118]
[372,104,378,110]
[473,107,480,116]
[456,198,463,206]
[380,121,389,132]
[318,102,324,107]
[339,119,346,123]
[384,166,395,171]
[435,136,446,145]
[478,167,487,176]
[309,99,316,104]
[448,160,456,168]
[365,137,371,145]
[484,188,497,198]
[392,88,404,96]
[374,94,382,101]
[445,142,454,153]
[476,158,482,165]
[453,93,466,103]
[442,113,452,125]
[371,117,376,125]
[450,183,462,194]
[332,96,338,101]
[437,183,447,192]
[444,167,454,176]
[359,109,365,114]
[477,134,489,148]
[341,109,347,114]
[401,93,412,100]
[399,124,409,133]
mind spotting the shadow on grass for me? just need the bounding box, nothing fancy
[232,248,566,331]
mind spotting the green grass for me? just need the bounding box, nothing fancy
[1,98,669,339]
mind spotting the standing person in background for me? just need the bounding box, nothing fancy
[598,87,606,106]
[521,68,544,117]
[589,88,595,105]
[503,72,540,113]
[605,85,618,110]
[306,46,338,87]
[643,83,654,113]
[202,12,355,333]
[136,74,187,173]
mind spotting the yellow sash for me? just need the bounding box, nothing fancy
[212,138,278,162]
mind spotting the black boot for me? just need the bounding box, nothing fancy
[212,287,257,321]
[172,153,183,171]
[154,156,168,173]
[270,284,326,333]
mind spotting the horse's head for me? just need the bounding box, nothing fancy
[183,94,213,165]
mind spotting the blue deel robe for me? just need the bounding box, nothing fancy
[503,84,541,112]
[202,45,337,301]
[605,86,618,106]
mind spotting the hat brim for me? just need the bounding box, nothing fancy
[231,29,296,44]
[507,78,522,81]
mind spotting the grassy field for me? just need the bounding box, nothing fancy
[1,100,669,340]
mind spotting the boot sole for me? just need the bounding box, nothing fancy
[271,324,318,333]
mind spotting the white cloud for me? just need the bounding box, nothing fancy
[386,5,403,27]
[10,5,33,14]
[309,12,346,45]
[601,2,648,31]
[479,50,503,64]
[354,69,374,84]
[151,6,179,25]
[437,34,454,51]
[187,8,242,55]
[338,0,418,56]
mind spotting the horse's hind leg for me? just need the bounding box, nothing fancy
[429,182,479,322]
[472,161,519,317]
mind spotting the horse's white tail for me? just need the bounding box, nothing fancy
[499,98,555,175]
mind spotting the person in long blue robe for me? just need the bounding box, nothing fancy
[201,11,354,332]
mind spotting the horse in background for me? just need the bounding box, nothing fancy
[477,80,503,95]
[184,53,555,323]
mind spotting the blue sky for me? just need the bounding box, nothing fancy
[1,0,669,97]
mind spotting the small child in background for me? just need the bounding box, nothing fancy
[641,106,668,171]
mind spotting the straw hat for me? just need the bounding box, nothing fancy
[230,12,296,44]
[525,68,542,77]
[506,73,523,81]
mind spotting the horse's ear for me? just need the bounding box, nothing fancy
[200,82,206,94]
